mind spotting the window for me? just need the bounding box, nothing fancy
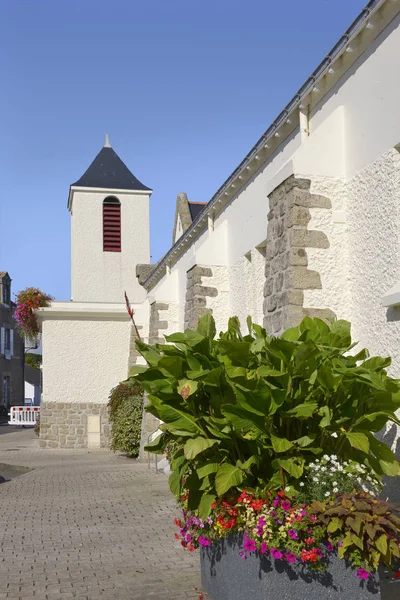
[103,197,121,252]
[2,281,10,304]
[4,329,10,352]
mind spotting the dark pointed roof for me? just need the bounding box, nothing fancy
[71,137,151,192]
[188,202,206,221]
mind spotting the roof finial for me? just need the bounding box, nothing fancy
[104,133,111,148]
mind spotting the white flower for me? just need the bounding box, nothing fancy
[321,466,326,472]
[330,455,338,460]
[285,486,291,492]
[337,466,344,472]
[299,482,305,487]
[325,491,331,497]
[330,467,337,473]
[332,481,338,486]
[313,477,319,482]
[333,487,339,493]
[314,465,320,471]
[343,461,348,467]
[331,432,338,438]
[315,459,320,463]
[323,454,330,461]
[309,463,315,468]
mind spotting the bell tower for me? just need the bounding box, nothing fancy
[67,136,151,304]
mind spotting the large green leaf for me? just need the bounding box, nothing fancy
[270,435,293,453]
[368,434,400,476]
[199,494,216,518]
[276,457,304,479]
[197,463,219,479]
[169,469,181,496]
[144,432,170,454]
[222,405,266,436]
[215,463,243,496]
[345,432,370,454]
[156,403,203,435]
[197,313,216,340]
[285,403,318,418]
[184,437,220,459]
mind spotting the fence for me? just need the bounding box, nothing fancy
[8,406,40,426]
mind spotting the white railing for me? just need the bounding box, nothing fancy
[8,406,40,426]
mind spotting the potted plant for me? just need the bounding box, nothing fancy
[131,315,400,599]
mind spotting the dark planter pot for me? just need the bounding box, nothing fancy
[200,534,399,600]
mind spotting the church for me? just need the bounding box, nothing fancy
[38,0,400,450]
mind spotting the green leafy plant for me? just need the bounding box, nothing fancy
[132,314,400,517]
[312,492,400,571]
[108,380,144,458]
[25,353,42,370]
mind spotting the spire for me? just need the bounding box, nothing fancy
[104,133,111,148]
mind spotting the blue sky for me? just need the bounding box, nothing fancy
[0,0,367,300]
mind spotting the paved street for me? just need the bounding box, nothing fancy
[0,427,201,600]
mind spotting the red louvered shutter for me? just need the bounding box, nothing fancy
[103,198,121,252]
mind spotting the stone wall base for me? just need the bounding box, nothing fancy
[39,401,110,449]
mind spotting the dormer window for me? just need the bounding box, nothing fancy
[2,281,10,304]
[103,197,121,252]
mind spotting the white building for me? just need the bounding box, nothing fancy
[39,0,400,452]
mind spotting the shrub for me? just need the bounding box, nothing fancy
[132,314,400,517]
[108,380,144,458]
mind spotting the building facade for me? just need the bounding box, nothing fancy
[39,0,400,457]
[0,272,24,420]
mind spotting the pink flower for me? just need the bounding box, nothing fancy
[199,536,211,547]
[288,529,299,540]
[243,538,257,553]
[260,542,268,554]
[271,547,283,559]
[282,501,291,511]
[357,568,370,580]
[284,552,297,564]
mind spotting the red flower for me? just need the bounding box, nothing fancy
[304,537,316,545]
[277,491,286,498]
[174,518,182,527]
[250,499,264,511]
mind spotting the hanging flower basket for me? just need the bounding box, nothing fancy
[14,287,53,342]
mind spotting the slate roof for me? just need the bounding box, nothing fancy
[71,146,151,192]
[188,202,207,221]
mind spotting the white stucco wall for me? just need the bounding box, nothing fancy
[346,148,400,375]
[147,5,400,365]
[41,316,132,405]
[70,189,150,304]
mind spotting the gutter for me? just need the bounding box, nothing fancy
[143,0,388,291]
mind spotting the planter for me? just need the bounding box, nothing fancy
[200,534,387,600]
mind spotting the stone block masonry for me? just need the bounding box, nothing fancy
[184,265,218,330]
[263,176,335,335]
[39,401,110,449]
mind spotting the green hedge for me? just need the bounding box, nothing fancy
[108,380,144,458]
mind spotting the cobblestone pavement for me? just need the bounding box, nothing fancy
[0,427,201,600]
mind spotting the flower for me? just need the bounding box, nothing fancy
[288,529,299,540]
[281,501,291,511]
[260,542,268,554]
[284,552,297,563]
[243,538,257,553]
[271,548,283,559]
[299,482,305,487]
[332,481,338,486]
[305,537,316,545]
[356,568,370,580]
[239,551,247,560]
[333,487,339,493]
[324,491,331,497]
[198,536,211,547]
[331,432,338,438]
